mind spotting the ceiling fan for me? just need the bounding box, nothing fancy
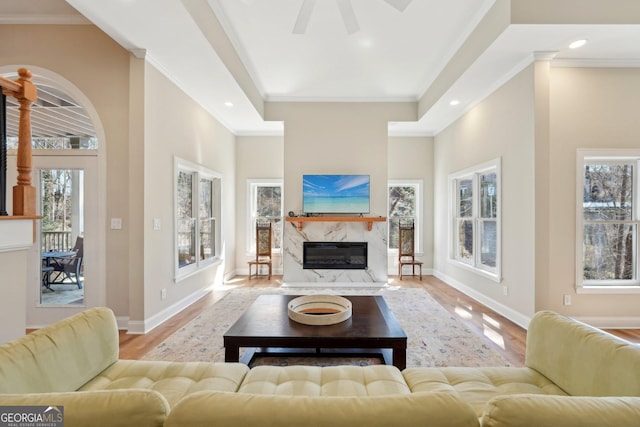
[292,0,413,35]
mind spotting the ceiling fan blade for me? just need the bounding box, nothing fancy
[383,0,412,12]
[293,0,316,34]
[337,0,359,35]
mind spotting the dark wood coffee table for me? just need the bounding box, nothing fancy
[223,294,407,369]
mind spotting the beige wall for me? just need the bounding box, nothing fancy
[266,102,412,217]
[0,24,132,320]
[234,136,284,273]
[434,64,537,325]
[142,63,236,322]
[388,136,435,271]
[546,67,640,324]
[0,249,27,343]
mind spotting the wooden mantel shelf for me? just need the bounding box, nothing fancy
[286,216,386,231]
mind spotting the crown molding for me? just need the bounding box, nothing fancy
[552,58,640,68]
[0,15,90,25]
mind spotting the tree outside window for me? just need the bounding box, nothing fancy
[456,177,473,264]
[41,170,72,247]
[177,171,195,268]
[580,159,636,285]
[248,181,283,253]
[479,171,498,272]
[388,182,421,251]
[199,178,215,261]
[449,159,501,281]
[175,159,221,278]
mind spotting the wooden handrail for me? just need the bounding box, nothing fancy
[0,68,37,216]
[0,76,21,93]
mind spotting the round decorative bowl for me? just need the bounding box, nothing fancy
[287,295,352,326]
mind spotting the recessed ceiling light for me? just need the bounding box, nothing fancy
[450,100,460,106]
[224,101,234,107]
[358,38,374,49]
[569,39,587,49]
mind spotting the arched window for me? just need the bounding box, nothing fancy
[3,76,98,150]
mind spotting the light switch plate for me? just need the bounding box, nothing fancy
[110,218,122,230]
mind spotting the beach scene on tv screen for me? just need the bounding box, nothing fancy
[303,174,370,213]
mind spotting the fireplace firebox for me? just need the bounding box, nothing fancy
[303,242,367,270]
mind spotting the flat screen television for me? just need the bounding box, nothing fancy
[302,174,370,214]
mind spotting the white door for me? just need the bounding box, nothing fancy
[9,153,103,327]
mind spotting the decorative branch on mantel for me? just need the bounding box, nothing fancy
[0,68,38,216]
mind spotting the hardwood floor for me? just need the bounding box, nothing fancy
[119,275,640,366]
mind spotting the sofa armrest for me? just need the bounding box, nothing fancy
[525,310,640,396]
[0,307,119,394]
[480,394,640,427]
[0,389,169,427]
[165,391,480,427]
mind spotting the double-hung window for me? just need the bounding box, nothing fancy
[175,158,221,279]
[449,158,501,281]
[248,180,283,254]
[388,181,422,252]
[577,150,640,289]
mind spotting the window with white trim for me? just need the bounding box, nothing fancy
[175,159,221,279]
[449,158,501,281]
[388,180,422,252]
[248,180,283,254]
[577,150,640,288]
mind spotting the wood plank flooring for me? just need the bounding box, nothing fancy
[119,275,640,366]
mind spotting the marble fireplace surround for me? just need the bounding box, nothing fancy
[283,218,387,287]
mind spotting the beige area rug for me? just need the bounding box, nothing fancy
[142,287,510,368]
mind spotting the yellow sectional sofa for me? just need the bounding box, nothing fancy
[403,310,640,426]
[1,307,639,427]
[0,307,249,427]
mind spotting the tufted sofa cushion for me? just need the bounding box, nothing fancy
[238,365,411,396]
[402,367,567,415]
[165,390,481,427]
[79,360,249,407]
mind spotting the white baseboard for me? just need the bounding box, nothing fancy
[235,267,284,276]
[115,315,129,330]
[127,286,212,334]
[432,271,640,329]
[433,270,532,330]
[388,268,434,277]
[572,316,640,329]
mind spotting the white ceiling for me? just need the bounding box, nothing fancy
[2,0,640,136]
